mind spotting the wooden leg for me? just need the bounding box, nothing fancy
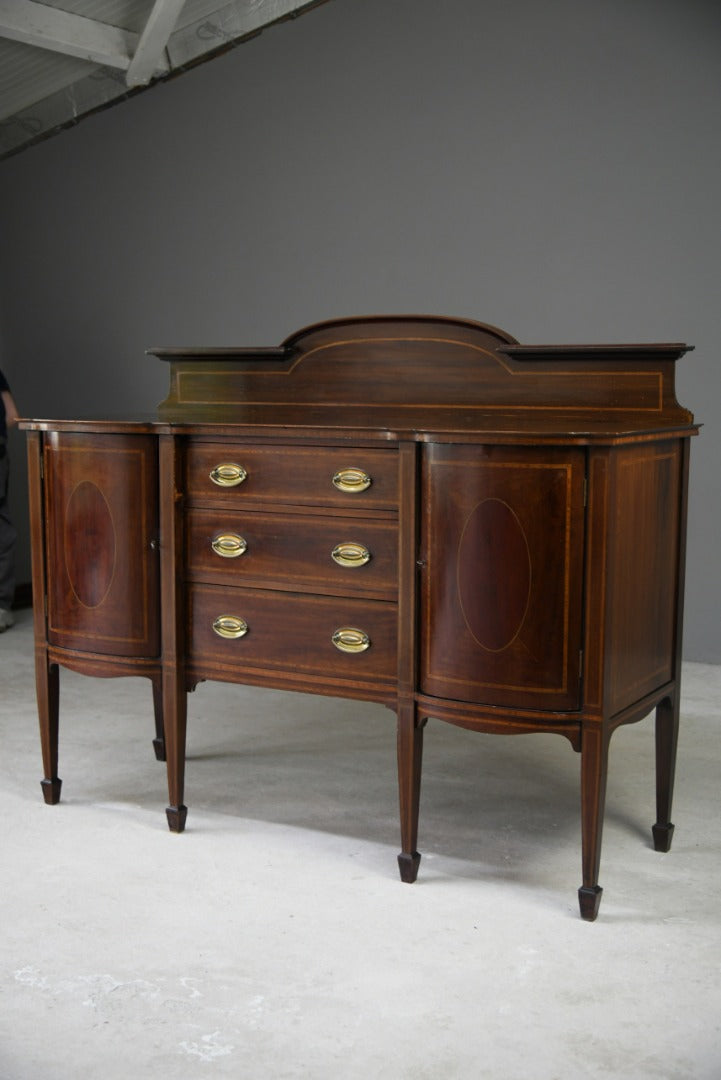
[397,704,425,883]
[653,693,679,853]
[150,674,166,762]
[578,720,610,921]
[36,648,61,804]
[163,665,187,833]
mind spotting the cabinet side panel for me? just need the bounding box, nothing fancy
[26,432,49,646]
[44,432,160,657]
[605,441,682,715]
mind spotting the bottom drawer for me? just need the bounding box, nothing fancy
[188,584,398,684]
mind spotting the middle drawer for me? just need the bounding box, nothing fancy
[186,508,398,600]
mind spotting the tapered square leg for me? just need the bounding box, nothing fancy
[397,704,425,883]
[579,720,610,920]
[151,674,166,762]
[654,694,679,852]
[162,665,188,833]
[36,650,61,805]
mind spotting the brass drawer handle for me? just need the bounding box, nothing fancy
[211,533,248,558]
[332,468,371,494]
[332,627,370,654]
[331,542,371,568]
[212,615,248,640]
[210,463,248,488]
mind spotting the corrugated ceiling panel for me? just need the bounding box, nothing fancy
[37,0,245,34]
[39,0,156,33]
[0,39,97,121]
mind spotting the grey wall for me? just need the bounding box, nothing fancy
[0,0,719,661]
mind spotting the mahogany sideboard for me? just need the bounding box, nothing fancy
[21,315,698,920]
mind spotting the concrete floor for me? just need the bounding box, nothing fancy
[1,606,720,1079]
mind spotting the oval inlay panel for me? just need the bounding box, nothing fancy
[64,481,116,608]
[457,498,531,651]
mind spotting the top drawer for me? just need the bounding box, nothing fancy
[186,442,399,510]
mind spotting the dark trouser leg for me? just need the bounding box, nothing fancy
[0,454,17,612]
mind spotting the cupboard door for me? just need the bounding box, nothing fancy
[420,444,585,710]
[44,432,160,657]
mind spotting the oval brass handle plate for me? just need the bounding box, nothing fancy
[332,468,371,494]
[210,463,248,488]
[331,542,371,568]
[211,533,248,558]
[212,615,248,640]
[332,627,370,654]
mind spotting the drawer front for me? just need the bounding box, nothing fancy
[188,584,397,683]
[186,508,398,599]
[186,442,399,510]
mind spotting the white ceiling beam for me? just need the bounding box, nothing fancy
[0,0,148,72]
[125,0,185,87]
[0,0,326,159]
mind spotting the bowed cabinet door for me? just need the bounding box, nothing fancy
[43,431,160,657]
[420,444,586,711]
